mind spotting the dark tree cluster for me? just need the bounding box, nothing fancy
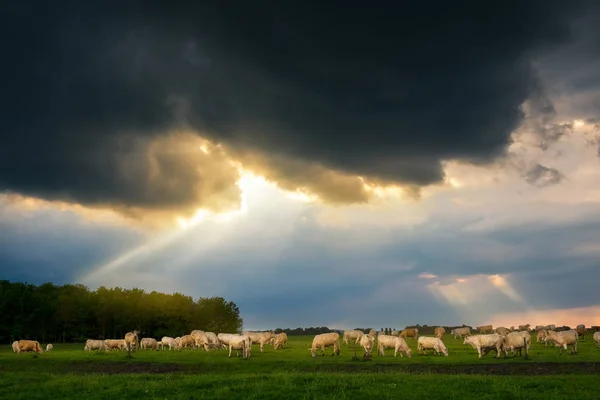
[0,280,243,343]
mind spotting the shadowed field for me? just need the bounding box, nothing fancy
[1,333,599,399]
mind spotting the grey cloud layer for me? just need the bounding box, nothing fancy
[1,1,594,208]
[3,197,600,329]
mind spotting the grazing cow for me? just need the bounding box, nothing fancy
[11,341,19,353]
[191,330,210,351]
[537,330,549,346]
[359,334,375,359]
[205,332,219,350]
[477,325,493,334]
[343,330,364,345]
[140,338,159,350]
[377,334,411,357]
[16,340,43,353]
[160,337,177,350]
[308,332,340,357]
[450,327,471,339]
[124,330,140,352]
[576,324,586,341]
[104,339,127,351]
[228,335,252,359]
[85,339,107,351]
[217,333,237,350]
[464,334,503,359]
[494,327,510,337]
[400,328,418,340]
[418,336,448,356]
[593,331,600,347]
[178,335,195,350]
[535,325,544,332]
[390,329,400,337]
[518,324,531,332]
[502,331,531,357]
[45,344,53,352]
[434,327,446,339]
[272,333,288,350]
[243,331,275,353]
[545,330,578,355]
[544,324,556,331]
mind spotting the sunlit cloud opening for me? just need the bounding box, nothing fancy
[419,273,437,279]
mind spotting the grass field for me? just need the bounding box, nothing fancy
[1,333,599,399]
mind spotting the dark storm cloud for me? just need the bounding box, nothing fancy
[0,1,594,208]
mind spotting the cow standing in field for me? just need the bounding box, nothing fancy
[593,331,600,347]
[16,340,43,353]
[243,331,275,353]
[494,327,510,337]
[450,327,471,339]
[45,344,53,351]
[11,341,18,353]
[434,327,445,339]
[140,338,159,350]
[272,333,288,350]
[400,328,418,340]
[124,330,140,352]
[343,330,364,345]
[308,332,340,357]
[191,330,210,351]
[576,324,586,341]
[104,339,127,351]
[502,331,531,357]
[464,334,503,359]
[418,336,448,356]
[545,330,578,355]
[377,334,411,357]
[178,335,196,350]
[160,337,177,350]
[205,332,219,350]
[228,335,252,359]
[518,324,531,332]
[477,325,493,334]
[359,334,375,359]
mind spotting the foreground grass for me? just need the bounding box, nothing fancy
[1,334,599,399]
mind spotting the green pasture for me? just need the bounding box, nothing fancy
[1,333,599,399]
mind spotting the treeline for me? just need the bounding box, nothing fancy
[273,325,474,336]
[0,280,243,343]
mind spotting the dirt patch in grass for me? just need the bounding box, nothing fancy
[59,361,600,375]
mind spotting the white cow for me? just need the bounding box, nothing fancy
[140,338,159,350]
[378,334,412,357]
[228,335,252,359]
[85,339,107,351]
[342,330,364,345]
[545,330,578,355]
[217,333,237,350]
[160,337,177,350]
[190,330,209,351]
[359,334,375,359]
[417,336,448,356]
[272,333,288,350]
[593,331,600,347]
[243,331,275,353]
[450,327,471,339]
[502,331,531,357]
[308,332,340,357]
[11,341,19,353]
[204,332,219,350]
[464,334,503,359]
[45,344,53,352]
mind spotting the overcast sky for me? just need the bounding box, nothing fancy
[2,2,600,330]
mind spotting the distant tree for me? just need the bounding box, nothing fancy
[0,280,243,343]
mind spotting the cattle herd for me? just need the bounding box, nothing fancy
[10,324,600,360]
